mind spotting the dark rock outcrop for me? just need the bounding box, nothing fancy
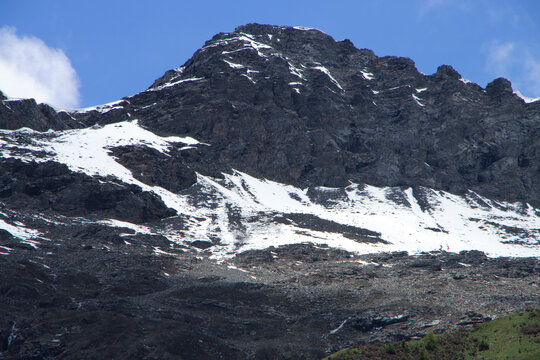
[0,98,80,131]
[0,159,175,223]
[110,145,197,192]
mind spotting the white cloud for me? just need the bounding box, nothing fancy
[486,6,520,27]
[484,41,516,74]
[484,40,540,97]
[524,55,540,95]
[417,0,469,17]
[0,26,80,108]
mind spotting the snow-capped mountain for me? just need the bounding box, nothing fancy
[1,24,538,359]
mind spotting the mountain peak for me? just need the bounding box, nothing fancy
[486,77,514,97]
[434,64,461,80]
[234,23,328,36]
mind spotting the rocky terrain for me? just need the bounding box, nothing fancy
[0,24,539,359]
[1,235,538,359]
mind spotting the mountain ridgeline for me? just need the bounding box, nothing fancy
[2,23,539,206]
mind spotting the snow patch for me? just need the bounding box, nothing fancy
[514,91,540,103]
[329,319,348,334]
[423,320,441,328]
[154,170,540,259]
[98,219,153,235]
[227,264,251,273]
[412,94,425,107]
[0,218,41,240]
[241,74,257,84]
[292,26,318,31]
[289,81,304,93]
[147,77,204,92]
[223,59,245,69]
[39,120,200,180]
[73,99,126,114]
[152,247,177,256]
[289,63,305,80]
[204,34,273,58]
[312,66,343,90]
[361,70,374,80]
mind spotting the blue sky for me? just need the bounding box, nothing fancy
[1,0,540,108]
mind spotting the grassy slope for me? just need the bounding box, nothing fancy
[324,309,540,360]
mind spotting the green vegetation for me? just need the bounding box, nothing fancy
[326,347,362,360]
[466,309,540,359]
[324,309,540,360]
[422,330,437,350]
[380,344,396,354]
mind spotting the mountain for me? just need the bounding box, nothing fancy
[0,24,539,359]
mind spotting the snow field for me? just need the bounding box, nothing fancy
[1,121,538,259]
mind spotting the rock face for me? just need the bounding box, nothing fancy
[0,24,539,359]
[130,24,539,206]
[0,159,175,223]
[0,91,83,131]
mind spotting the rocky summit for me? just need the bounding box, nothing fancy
[0,24,539,359]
